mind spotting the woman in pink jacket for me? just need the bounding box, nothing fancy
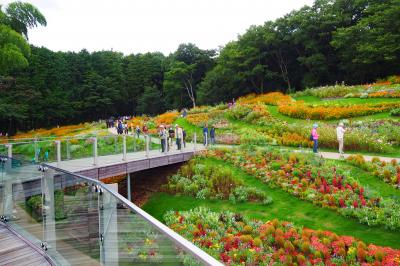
[312,124,319,153]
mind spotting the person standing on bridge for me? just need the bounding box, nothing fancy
[159,125,167,153]
[135,125,141,138]
[175,124,183,150]
[336,122,346,157]
[203,124,209,146]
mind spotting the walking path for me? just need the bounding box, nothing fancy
[0,223,52,266]
[293,149,398,163]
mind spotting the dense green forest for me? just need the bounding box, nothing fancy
[1,0,399,135]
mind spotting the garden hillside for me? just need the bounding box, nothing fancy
[2,0,400,135]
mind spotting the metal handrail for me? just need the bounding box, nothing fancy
[42,162,222,266]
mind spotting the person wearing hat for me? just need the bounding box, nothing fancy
[336,122,346,156]
[311,124,319,153]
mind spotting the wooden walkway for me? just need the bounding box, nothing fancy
[0,223,52,266]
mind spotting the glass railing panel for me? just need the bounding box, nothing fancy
[0,144,6,156]
[99,187,210,265]
[44,169,100,265]
[98,135,122,157]
[1,157,45,248]
[61,137,94,161]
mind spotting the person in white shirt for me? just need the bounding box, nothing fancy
[336,122,346,156]
[175,124,183,150]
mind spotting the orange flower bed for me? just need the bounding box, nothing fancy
[251,103,271,116]
[278,102,400,120]
[238,92,292,105]
[3,124,90,140]
[154,111,179,126]
[278,132,312,148]
[187,113,210,126]
[368,91,400,98]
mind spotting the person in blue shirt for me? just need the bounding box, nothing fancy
[203,124,208,146]
[44,150,49,162]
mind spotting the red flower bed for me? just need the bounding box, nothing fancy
[165,208,400,265]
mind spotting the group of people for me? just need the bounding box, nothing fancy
[158,124,186,152]
[202,124,216,145]
[310,122,346,156]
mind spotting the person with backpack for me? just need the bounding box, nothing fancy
[135,125,141,138]
[168,126,175,147]
[311,124,319,153]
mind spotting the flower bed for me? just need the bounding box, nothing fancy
[207,148,400,230]
[154,111,179,125]
[165,207,400,265]
[186,113,210,127]
[347,155,400,188]
[162,159,272,204]
[278,102,400,120]
[237,92,292,106]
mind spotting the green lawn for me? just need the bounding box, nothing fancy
[143,157,400,248]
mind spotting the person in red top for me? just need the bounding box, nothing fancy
[311,124,319,153]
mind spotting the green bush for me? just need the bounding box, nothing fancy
[390,108,400,116]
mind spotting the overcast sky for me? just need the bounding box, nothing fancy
[3,0,314,55]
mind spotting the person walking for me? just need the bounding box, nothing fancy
[182,129,186,148]
[210,125,216,145]
[311,124,319,153]
[159,125,167,153]
[336,122,346,157]
[203,124,209,146]
[135,125,141,138]
[168,126,175,147]
[175,124,183,150]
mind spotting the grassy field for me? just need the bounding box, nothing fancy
[143,157,400,249]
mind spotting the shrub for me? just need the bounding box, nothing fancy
[391,108,400,116]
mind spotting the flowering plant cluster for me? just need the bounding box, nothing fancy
[154,111,179,125]
[186,113,210,127]
[278,102,400,120]
[207,148,400,230]
[165,207,400,265]
[162,159,272,204]
[347,155,400,188]
[368,91,400,98]
[237,92,293,105]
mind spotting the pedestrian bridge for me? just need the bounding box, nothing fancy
[0,134,221,265]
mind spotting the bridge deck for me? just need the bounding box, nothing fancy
[0,223,52,266]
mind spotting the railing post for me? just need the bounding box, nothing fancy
[55,140,61,166]
[127,173,131,202]
[66,140,71,160]
[2,157,13,221]
[42,167,56,250]
[5,144,12,158]
[114,135,117,153]
[122,135,127,161]
[205,132,208,147]
[93,137,98,166]
[34,139,39,162]
[193,133,197,152]
[145,135,149,158]
[164,135,168,154]
[133,134,136,152]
